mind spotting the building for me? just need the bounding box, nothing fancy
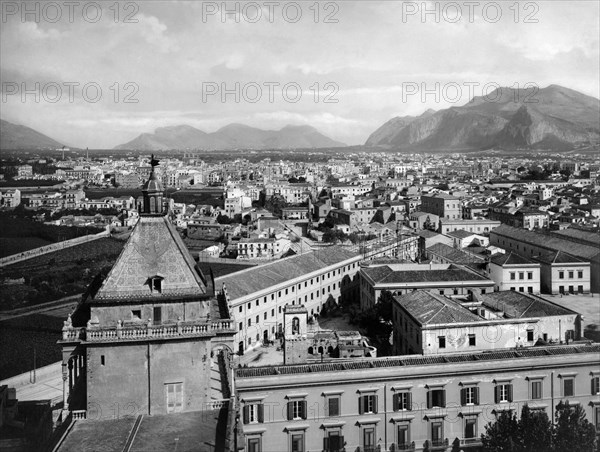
[237,237,291,260]
[420,193,461,220]
[359,262,494,310]
[58,158,236,420]
[392,290,581,355]
[408,211,439,231]
[235,343,600,452]
[438,219,500,235]
[533,251,591,295]
[0,189,21,208]
[490,225,600,292]
[487,252,541,293]
[445,230,489,249]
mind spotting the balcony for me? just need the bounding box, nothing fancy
[423,438,449,451]
[60,319,236,343]
[459,437,483,448]
[390,442,415,451]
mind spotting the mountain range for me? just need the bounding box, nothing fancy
[114,124,346,150]
[365,85,600,151]
[0,119,65,150]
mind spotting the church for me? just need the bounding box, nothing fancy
[59,156,236,420]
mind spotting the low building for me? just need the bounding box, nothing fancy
[533,251,591,295]
[408,211,439,231]
[237,237,291,260]
[439,219,500,235]
[445,230,489,249]
[359,262,494,310]
[487,252,541,293]
[0,189,21,208]
[421,193,461,219]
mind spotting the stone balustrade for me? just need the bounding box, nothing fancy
[61,319,235,343]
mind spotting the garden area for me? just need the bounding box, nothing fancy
[0,237,125,311]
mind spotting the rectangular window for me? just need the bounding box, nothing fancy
[568,271,574,279]
[510,272,516,280]
[461,386,479,406]
[469,334,476,346]
[358,394,378,414]
[592,376,600,395]
[495,383,513,403]
[239,306,243,313]
[531,380,543,400]
[464,417,477,440]
[165,382,183,413]
[132,309,141,320]
[287,400,307,420]
[243,403,264,424]
[324,431,344,452]
[559,271,564,279]
[363,427,375,452]
[527,330,534,342]
[393,392,412,411]
[397,424,410,450]
[431,421,444,447]
[438,336,446,348]
[328,397,340,417]
[100,355,105,366]
[563,378,575,397]
[247,437,261,452]
[291,433,304,452]
[238,322,243,331]
[527,272,533,280]
[427,388,446,408]
[519,272,524,280]
[578,271,583,279]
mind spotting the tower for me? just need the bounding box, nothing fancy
[283,304,309,365]
[59,155,235,420]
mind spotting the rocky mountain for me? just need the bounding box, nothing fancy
[0,119,65,150]
[114,124,346,150]
[366,85,600,151]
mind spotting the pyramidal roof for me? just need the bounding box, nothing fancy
[93,216,208,301]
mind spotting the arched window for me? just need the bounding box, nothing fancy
[318,346,324,354]
[292,317,300,334]
[308,347,314,354]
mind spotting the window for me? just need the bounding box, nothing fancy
[393,391,412,411]
[239,306,243,313]
[563,378,575,397]
[358,394,378,414]
[100,355,105,366]
[510,272,516,280]
[531,380,543,400]
[248,302,251,309]
[246,437,262,452]
[519,272,524,280]
[287,400,307,420]
[527,272,533,280]
[592,376,600,395]
[363,426,376,452]
[495,383,513,403]
[427,388,446,408]
[165,382,183,413]
[243,403,264,424]
[132,309,141,320]
[430,421,444,447]
[323,430,344,452]
[438,336,446,348]
[248,319,252,327]
[397,424,410,450]
[559,271,564,279]
[322,395,339,417]
[568,271,574,279]
[238,322,243,331]
[461,386,479,406]
[469,334,476,346]
[290,433,305,452]
[464,417,477,442]
[578,271,583,279]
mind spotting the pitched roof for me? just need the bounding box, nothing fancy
[394,291,482,325]
[215,246,359,301]
[533,250,587,265]
[477,291,576,317]
[491,252,537,266]
[361,263,490,285]
[446,229,481,239]
[93,216,208,301]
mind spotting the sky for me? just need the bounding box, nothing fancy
[1,0,599,148]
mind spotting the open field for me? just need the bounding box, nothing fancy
[0,237,125,310]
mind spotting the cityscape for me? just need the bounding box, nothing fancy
[0,1,599,452]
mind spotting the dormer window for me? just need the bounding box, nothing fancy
[147,275,164,293]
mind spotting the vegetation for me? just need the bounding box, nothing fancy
[351,290,394,355]
[481,402,597,452]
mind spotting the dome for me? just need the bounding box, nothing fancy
[143,170,164,192]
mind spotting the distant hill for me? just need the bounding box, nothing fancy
[365,85,600,151]
[114,123,346,150]
[0,119,65,150]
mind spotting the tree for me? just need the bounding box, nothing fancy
[375,290,394,322]
[553,401,596,452]
[481,410,519,451]
[518,404,552,452]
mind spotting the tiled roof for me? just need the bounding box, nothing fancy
[362,264,489,285]
[533,250,587,265]
[446,230,480,239]
[426,243,486,264]
[395,291,482,325]
[236,343,600,378]
[477,291,576,317]
[215,246,359,301]
[491,252,536,266]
